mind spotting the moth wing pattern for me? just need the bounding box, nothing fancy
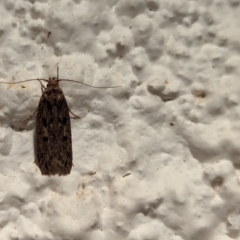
[35,85,72,175]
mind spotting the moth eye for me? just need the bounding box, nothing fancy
[42,118,47,127]
[42,136,48,142]
[63,136,68,141]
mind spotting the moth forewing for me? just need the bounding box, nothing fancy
[35,78,73,175]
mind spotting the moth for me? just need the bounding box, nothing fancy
[0,68,120,176]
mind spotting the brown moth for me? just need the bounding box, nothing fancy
[0,67,121,176]
[35,76,73,175]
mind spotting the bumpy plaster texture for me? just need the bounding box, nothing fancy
[0,0,240,240]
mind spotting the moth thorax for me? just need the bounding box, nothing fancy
[48,77,59,87]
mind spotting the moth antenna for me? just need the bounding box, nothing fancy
[0,78,49,84]
[57,66,59,79]
[59,78,122,89]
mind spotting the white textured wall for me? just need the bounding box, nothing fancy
[0,0,240,239]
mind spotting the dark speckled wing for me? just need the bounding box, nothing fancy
[35,86,72,175]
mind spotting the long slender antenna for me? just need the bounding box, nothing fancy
[58,78,121,88]
[57,66,59,79]
[0,78,49,84]
[0,78,121,88]
[0,67,122,88]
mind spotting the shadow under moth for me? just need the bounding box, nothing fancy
[0,68,120,176]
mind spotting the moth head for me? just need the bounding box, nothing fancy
[47,77,60,87]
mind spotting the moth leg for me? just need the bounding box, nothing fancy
[38,80,46,93]
[21,81,44,122]
[22,108,38,122]
[68,108,81,119]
